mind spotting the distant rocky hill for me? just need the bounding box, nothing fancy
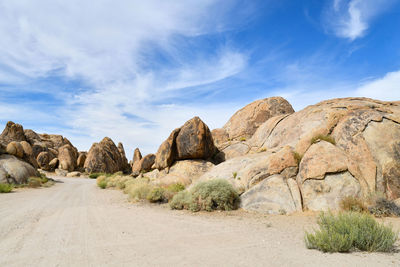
[1,96,399,214]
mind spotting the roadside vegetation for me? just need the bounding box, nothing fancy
[96,173,239,212]
[0,173,54,193]
[170,179,239,212]
[339,195,400,217]
[305,212,397,253]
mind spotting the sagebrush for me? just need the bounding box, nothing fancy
[170,179,239,212]
[305,212,397,253]
[0,183,13,193]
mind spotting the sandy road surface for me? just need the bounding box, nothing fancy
[0,177,399,267]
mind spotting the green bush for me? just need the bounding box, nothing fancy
[125,178,152,201]
[167,183,185,193]
[147,187,166,203]
[305,212,398,253]
[28,177,42,188]
[98,180,107,189]
[310,134,336,145]
[369,198,400,217]
[293,151,303,165]
[0,183,13,193]
[89,173,108,179]
[170,179,240,212]
[340,196,367,213]
[169,191,192,210]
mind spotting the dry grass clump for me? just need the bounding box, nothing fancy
[305,212,398,253]
[340,196,367,213]
[310,134,336,145]
[27,174,54,188]
[170,179,239,212]
[0,183,13,193]
[368,198,400,217]
[340,194,400,217]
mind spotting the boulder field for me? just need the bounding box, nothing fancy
[0,96,399,215]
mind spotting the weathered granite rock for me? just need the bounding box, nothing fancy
[240,175,302,214]
[37,152,51,171]
[154,128,180,169]
[0,154,38,184]
[0,121,26,145]
[58,144,78,172]
[84,137,126,174]
[222,97,294,141]
[132,154,155,176]
[176,117,216,160]
[77,152,87,168]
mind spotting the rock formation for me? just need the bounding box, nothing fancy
[84,137,126,174]
[0,154,39,184]
[58,144,78,172]
[154,117,216,170]
[132,154,155,176]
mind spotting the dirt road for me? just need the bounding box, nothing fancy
[0,177,399,267]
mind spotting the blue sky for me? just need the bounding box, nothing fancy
[0,0,399,158]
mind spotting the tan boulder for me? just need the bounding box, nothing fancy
[132,148,142,164]
[217,142,251,161]
[154,128,180,169]
[240,175,302,214]
[49,158,59,171]
[24,129,41,144]
[6,141,24,158]
[66,171,81,177]
[223,97,294,141]
[77,152,87,168]
[0,154,39,184]
[132,154,155,175]
[37,151,51,171]
[297,141,364,211]
[0,121,26,145]
[58,144,78,172]
[302,172,361,211]
[176,117,216,160]
[362,118,400,199]
[117,142,130,172]
[84,137,126,174]
[152,160,214,187]
[211,128,229,149]
[197,146,298,192]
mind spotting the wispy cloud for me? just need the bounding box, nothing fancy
[324,0,395,40]
[355,70,400,100]
[0,0,250,156]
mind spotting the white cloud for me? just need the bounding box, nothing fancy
[0,0,249,157]
[325,0,395,40]
[355,70,400,100]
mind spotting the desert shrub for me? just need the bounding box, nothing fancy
[97,175,108,189]
[239,137,246,141]
[0,183,13,193]
[28,177,42,188]
[147,187,166,203]
[310,134,336,145]
[169,191,193,210]
[340,196,367,213]
[90,172,112,179]
[116,176,132,189]
[305,212,398,253]
[369,198,400,217]
[293,151,303,165]
[98,180,107,189]
[162,183,186,201]
[170,179,240,212]
[125,178,152,201]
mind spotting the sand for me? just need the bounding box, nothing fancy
[0,176,399,267]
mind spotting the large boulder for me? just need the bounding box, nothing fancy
[58,144,78,172]
[176,117,216,160]
[132,154,155,176]
[221,97,294,141]
[84,137,126,174]
[6,141,24,158]
[196,97,400,213]
[0,121,26,145]
[197,146,298,193]
[240,174,302,214]
[132,148,142,165]
[0,154,39,184]
[154,117,216,170]
[152,160,214,187]
[154,128,180,169]
[117,142,130,172]
[77,152,87,168]
[37,151,51,171]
